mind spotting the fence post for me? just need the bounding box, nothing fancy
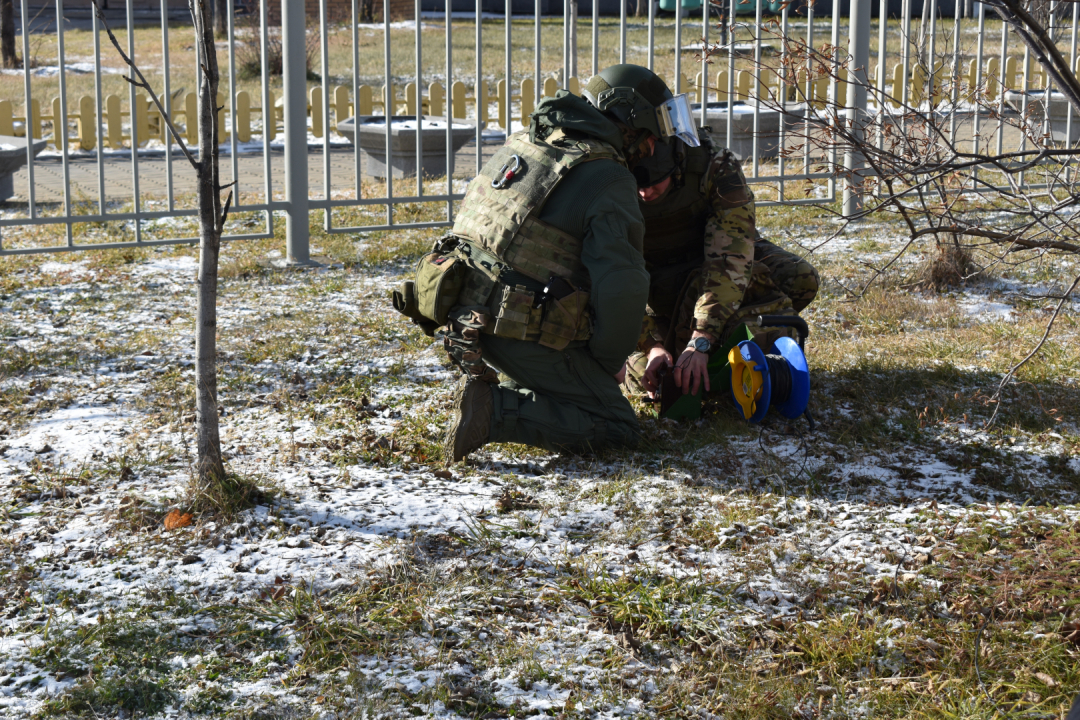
[842,0,872,218]
[283,0,311,264]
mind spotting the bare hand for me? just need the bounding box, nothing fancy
[613,363,627,384]
[672,348,711,396]
[642,346,673,398]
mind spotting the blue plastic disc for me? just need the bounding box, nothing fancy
[771,336,810,419]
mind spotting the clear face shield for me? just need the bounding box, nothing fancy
[656,94,701,147]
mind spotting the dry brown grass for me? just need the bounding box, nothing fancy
[914,243,983,292]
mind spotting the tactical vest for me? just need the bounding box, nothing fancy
[451,128,623,289]
[638,139,713,270]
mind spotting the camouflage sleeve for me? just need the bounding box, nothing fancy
[636,310,667,353]
[691,150,756,337]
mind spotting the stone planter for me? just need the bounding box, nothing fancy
[1003,90,1080,144]
[0,135,48,201]
[337,115,476,180]
[690,102,806,160]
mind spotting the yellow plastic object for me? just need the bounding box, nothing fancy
[728,346,764,419]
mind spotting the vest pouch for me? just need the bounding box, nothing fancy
[414,252,466,326]
[538,281,591,351]
[492,284,541,341]
[391,280,439,337]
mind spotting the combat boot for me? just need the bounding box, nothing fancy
[445,376,493,462]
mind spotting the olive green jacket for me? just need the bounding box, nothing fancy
[527,92,649,374]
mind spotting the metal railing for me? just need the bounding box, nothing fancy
[1,0,281,255]
[1,0,1078,255]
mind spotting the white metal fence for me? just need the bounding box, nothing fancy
[0,0,1078,256]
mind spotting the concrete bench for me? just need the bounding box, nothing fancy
[0,135,48,201]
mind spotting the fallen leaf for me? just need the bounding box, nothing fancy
[163,510,193,530]
[1033,672,1056,687]
[918,637,945,653]
[433,469,453,479]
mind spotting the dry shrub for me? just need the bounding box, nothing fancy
[186,471,269,518]
[234,18,319,81]
[915,242,981,292]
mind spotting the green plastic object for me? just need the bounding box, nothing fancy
[660,323,755,421]
[731,0,778,15]
[658,0,704,11]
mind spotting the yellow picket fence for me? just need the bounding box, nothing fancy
[0,73,774,152]
[881,54,1080,107]
[0,88,351,151]
[3,58,1078,152]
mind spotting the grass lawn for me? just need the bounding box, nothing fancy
[0,183,1077,718]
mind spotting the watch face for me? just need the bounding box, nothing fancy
[693,337,711,353]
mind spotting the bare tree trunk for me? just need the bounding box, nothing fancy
[636,0,647,17]
[985,0,1080,115]
[90,0,228,486]
[1026,0,1049,28]
[0,0,18,70]
[214,0,228,38]
[193,0,227,484]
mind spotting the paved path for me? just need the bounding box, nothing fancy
[7,145,496,206]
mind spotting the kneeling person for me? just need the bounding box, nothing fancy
[624,127,819,399]
[405,65,700,460]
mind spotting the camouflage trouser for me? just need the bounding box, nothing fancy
[754,238,819,312]
[625,250,805,395]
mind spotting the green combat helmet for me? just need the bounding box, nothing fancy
[582,64,701,150]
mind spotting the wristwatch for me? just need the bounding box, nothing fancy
[687,336,711,354]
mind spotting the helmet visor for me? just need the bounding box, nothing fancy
[656,94,701,147]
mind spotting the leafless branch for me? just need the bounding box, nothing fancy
[987,271,1080,425]
[89,0,198,171]
[982,0,1080,115]
[218,190,232,234]
[712,11,1080,414]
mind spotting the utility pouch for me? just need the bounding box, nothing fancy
[414,251,466,326]
[538,278,591,350]
[492,284,541,340]
[390,246,467,336]
[391,280,439,337]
